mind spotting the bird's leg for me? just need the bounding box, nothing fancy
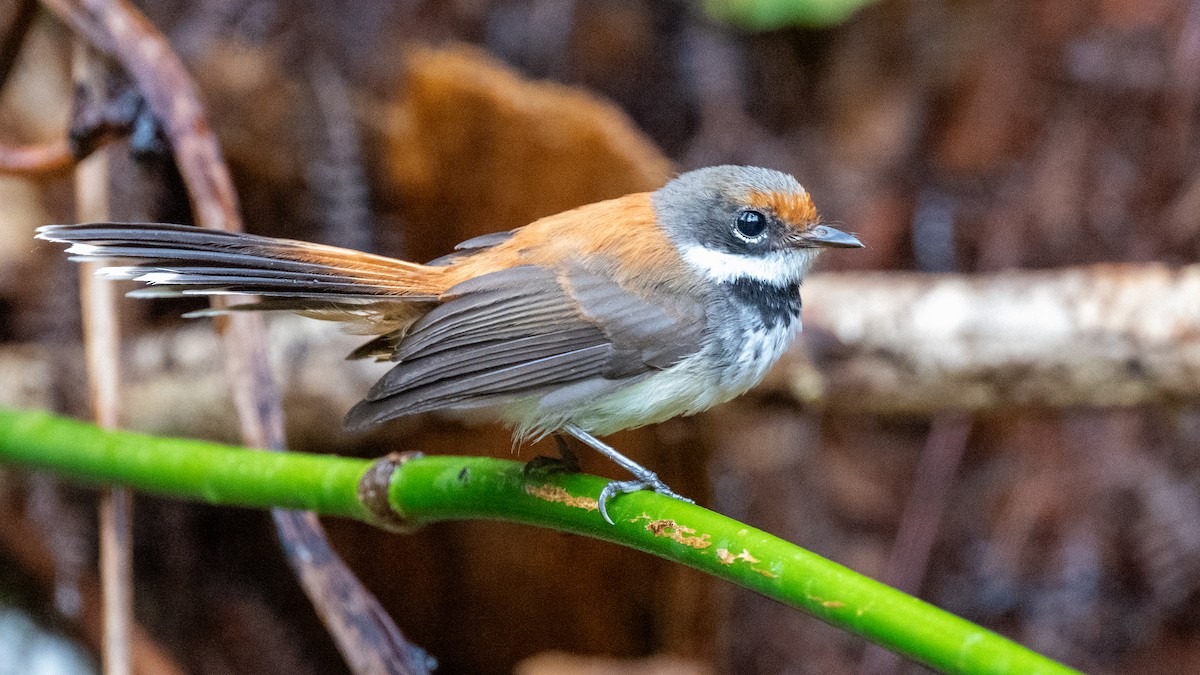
[551,434,582,472]
[523,433,582,478]
[563,424,694,525]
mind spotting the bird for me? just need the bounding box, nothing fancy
[38,165,862,523]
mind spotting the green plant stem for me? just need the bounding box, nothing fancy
[702,0,881,30]
[0,408,372,521]
[0,408,1078,675]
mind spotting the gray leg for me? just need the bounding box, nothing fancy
[552,434,581,471]
[563,424,694,524]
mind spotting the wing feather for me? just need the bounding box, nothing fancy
[368,327,604,397]
[343,263,707,429]
[395,267,579,359]
[346,345,612,427]
[425,229,517,266]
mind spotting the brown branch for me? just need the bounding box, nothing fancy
[0,106,144,179]
[0,0,37,91]
[858,414,971,675]
[38,0,268,438]
[73,40,132,675]
[40,1,430,672]
[0,85,145,179]
[0,139,76,177]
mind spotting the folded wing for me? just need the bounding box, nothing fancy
[345,264,706,428]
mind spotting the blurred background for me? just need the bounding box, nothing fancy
[2,0,1200,673]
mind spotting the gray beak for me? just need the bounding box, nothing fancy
[796,225,864,249]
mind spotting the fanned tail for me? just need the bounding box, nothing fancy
[36,222,445,302]
[37,223,445,352]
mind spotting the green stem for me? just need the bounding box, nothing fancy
[0,408,1078,675]
[0,408,372,521]
[702,0,881,30]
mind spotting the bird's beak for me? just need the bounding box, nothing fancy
[791,225,864,249]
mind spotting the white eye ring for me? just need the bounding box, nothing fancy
[732,209,769,243]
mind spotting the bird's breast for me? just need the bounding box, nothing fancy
[557,320,798,437]
[723,278,803,331]
[720,320,800,390]
[705,278,804,391]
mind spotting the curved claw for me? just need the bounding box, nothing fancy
[597,476,695,525]
[560,425,694,525]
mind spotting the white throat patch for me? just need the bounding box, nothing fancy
[680,244,819,284]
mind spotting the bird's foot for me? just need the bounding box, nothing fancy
[522,434,582,479]
[522,453,582,478]
[560,424,695,525]
[597,472,694,525]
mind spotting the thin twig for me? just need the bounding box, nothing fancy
[0,139,76,177]
[41,1,429,671]
[0,85,146,179]
[859,414,972,675]
[0,0,37,91]
[73,39,132,675]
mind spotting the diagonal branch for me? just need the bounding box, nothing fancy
[0,408,1081,675]
[0,139,75,177]
[0,0,37,91]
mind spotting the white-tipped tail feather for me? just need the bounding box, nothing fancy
[37,223,443,303]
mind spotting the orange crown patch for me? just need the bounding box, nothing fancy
[746,189,818,226]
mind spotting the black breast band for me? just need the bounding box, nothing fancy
[726,279,801,330]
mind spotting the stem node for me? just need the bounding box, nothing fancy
[358,451,424,533]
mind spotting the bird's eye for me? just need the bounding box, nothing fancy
[733,210,768,241]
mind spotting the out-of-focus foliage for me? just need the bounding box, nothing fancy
[702,0,880,29]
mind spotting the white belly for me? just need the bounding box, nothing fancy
[519,322,800,437]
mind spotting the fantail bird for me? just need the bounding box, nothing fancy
[38,165,862,523]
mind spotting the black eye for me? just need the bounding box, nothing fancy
[734,210,768,241]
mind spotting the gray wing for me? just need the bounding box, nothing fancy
[344,264,706,429]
